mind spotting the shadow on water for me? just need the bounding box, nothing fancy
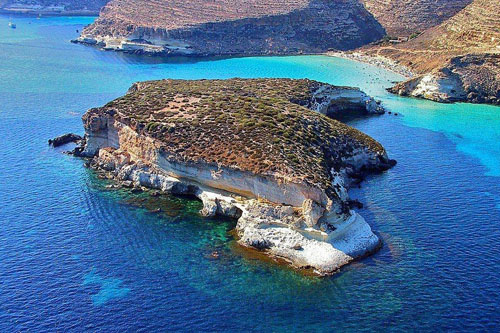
[81,42,257,66]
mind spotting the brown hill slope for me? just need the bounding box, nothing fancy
[77,0,385,56]
[368,0,500,104]
[95,0,310,31]
[361,0,472,36]
[369,0,499,72]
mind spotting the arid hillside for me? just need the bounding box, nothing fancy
[96,0,310,31]
[78,0,385,55]
[367,0,499,73]
[372,0,500,104]
[361,0,472,36]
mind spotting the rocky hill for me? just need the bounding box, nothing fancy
[76,0,385,56]
[76,78,395,275]
[367,0,500,104]
[361,0,472,36]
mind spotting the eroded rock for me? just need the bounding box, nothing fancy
[72,78,395,275]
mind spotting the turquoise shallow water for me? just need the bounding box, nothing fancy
[0,15,499,331]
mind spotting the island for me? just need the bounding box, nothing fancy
[73,78,395,275]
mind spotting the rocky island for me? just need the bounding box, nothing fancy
[74,78,395,275]
[74,0,385,56]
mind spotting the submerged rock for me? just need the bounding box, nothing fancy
[74,78,395,275]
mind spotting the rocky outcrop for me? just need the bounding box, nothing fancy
[389,54,500,104]
[75,78,395,275]
[72,0,476,54]
[365,0,500,105]
[75,0,385,56]
[307,84,386,119]
[48,133,82,147]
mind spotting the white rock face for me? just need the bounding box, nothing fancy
[237,201,380,275]
[75,35,193,55]
[82,116,383,275]
[391,72,467,103]
[309,85,385,117]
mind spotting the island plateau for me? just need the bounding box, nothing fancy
[74,78,395,275]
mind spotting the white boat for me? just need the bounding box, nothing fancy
[8,22,16,29]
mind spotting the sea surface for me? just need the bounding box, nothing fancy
[1,15,499,332]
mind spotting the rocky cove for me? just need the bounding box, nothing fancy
[65,78,395,275]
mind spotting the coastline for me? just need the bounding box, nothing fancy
[326,51,415,79]
[0,9,100,16]
[69,78,395,275]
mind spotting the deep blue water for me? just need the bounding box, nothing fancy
[1,15,500,332]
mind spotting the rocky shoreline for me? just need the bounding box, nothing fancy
[82,149,387,275]
[63,78,396,275]
[0,0,106,16]
[388,54,500,105]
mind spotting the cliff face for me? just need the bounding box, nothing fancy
[77,78,395,275]
[389,54,500,104]
[77,0,385,55]
[361,0,472,36]
[368,0,500,105]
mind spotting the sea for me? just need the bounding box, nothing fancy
[1,15,499,331]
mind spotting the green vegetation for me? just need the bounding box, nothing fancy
[100,78,385,191]
[409,31,421,40]
[381,35,397,43]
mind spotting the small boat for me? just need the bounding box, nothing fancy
[8,22,16,29]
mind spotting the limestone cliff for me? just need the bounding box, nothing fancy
[76,0,385,56]
[76,78,395,275]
